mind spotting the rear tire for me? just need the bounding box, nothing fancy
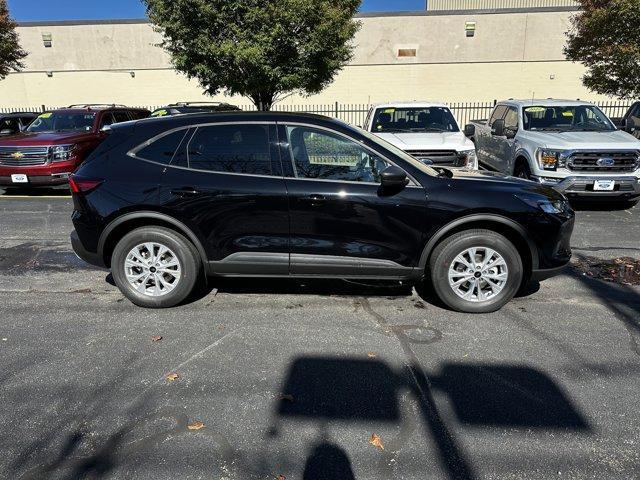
[429,229,523,313]
[111,226,200,308]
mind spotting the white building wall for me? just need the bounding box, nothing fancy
[0,10,612,109]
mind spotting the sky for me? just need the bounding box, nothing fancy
[7,0,427,22]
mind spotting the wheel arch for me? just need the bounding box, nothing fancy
[512,149,534,175]
[419,214,539,275]
[98,211,207,268]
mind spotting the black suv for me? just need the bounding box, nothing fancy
[70,112,574,313]
[150,102,241,117]
[0,112,38,135]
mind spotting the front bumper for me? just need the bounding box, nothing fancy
[0,173,71,187]
[531,263,569,282]
[533,175,640,198]
[71,230,105,268]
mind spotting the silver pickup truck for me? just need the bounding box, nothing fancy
[466,99,640,204]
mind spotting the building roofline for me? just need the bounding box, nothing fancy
[17,6,580,27]
[17,18,150,27]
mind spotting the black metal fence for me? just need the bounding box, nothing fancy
[1,100,634,126]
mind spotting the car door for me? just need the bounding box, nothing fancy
[475,105,506,169]
[278,122,428,278]
[156,122,290,275]
[498,106,520,174]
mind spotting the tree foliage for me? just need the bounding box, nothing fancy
[0,0,27,80]
[565,0,640,99]
[144,0,361,110]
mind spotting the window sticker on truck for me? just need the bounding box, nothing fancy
[38,113,52,119]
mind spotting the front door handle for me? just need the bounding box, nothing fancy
[171,187,201,197]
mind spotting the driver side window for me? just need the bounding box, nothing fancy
[504,107,519,132]
[286,126,391,184]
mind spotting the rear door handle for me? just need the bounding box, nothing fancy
[170,187,201,197]
[300,194,326,205]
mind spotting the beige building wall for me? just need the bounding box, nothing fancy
[0,10,612,109]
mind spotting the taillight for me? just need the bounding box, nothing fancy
[69,175,103,194]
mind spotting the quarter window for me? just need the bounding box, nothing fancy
[286,126,391,184]
[136,129,190,165]
[187,124,272,175]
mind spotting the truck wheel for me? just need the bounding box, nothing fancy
[111,226,200,308]
[514,161,532,180]
[429,229,523,314]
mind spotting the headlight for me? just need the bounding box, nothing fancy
[459,149,477,169]
[536,149,570,171]
[518,195,569,214]
[50,144,76,162]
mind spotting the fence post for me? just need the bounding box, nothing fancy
[41,105,46,112]
[335,101,339,119]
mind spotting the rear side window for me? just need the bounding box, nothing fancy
[186,124,272,175]
[112,111,131,123]
[136,129,190,165]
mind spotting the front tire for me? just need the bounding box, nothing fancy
[111,226,200,308]
[429,229,523,313]
[514,161,532,180]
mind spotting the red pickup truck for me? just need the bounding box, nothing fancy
[0,105,149,188]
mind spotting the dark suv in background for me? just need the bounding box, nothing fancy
[0,104,149,188]
[0,112,38,136]
[70,112,574,313]
[150,101,241,117]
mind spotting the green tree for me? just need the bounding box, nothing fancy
[0,0,27,80]
[144,0,361,110]
[565,0,640,99]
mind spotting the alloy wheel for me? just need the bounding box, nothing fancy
[124,242,182,297]
[448,247,509,302]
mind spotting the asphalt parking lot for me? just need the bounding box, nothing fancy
[0,188,639,480]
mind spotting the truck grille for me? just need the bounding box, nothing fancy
[0,146,50,167]
[567,151,638,173]
[405,150,461,166]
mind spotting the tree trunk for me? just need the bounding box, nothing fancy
[251,92,275,111]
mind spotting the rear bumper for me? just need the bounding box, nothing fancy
[534,175,640,199]
[71,230,105,268]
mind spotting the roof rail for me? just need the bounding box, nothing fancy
[172,101,232,107]
[68,103,128,109]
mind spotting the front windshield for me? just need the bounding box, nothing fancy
[353,125,439,177]
[372,107,460,133]
[27,112,97,133]
[523,105,615,132]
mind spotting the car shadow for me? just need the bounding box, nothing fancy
[569,199,637,212]
[0,186,71,197]
[269,356,591,480]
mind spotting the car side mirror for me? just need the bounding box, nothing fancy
[491,119,505,137]
[380,165,409,189]
[464,124,475,137]
[625,117,636,133]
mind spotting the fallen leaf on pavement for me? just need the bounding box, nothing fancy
[367,352,377,358]
[151,336,163,342]
[276,475,286,480]
[166,373,179,382]
[369,433,384,451]
[187,421,205,431]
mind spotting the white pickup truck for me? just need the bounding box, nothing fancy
[363,102,477,169]
[467,99,640,203]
